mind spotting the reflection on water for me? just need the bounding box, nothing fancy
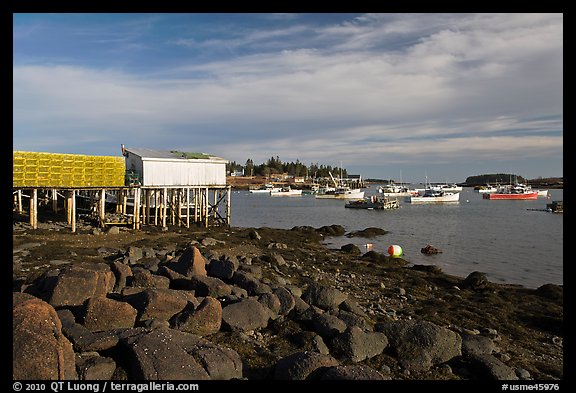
[230,187,563,289]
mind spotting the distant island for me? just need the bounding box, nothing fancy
[462,174,563,188]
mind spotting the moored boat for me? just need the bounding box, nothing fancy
[249,184,281,194]
[270,187,303,197]
[345,195,399,209]
[315,187,365,199]
[475,184,498,194]
[483,184,538,200]
[409,188,460,203]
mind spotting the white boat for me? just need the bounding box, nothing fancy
[270,187,303,197]
[431,183,463,193]
[315,187,365,199]
[409,188,460,203]
[475,184,498,194]
[249,184,281,194]
[536,189,550,197]
[378,183,419,197]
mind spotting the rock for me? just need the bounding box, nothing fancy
[222,297,270,332]
[320,364,388,380]
[375,320,462,372]
[75,354,116,380]
[340,243,362,255]
[201,237,223,246]
[207,257,239,280]
[275,351,340,380]
[460,271,490,290]
[232,270,272,295]
[170,245,207,277]
[262,252,287,266]
[273,286,296,315]
[346,227,388,238]
[82,296,138,332]
[57,309,121,352]
[131,268,170,289]
[535,284,563,303]
[126,246,143,264]
[302,283,347,311]
[316,225,346,236]
[171,297,222,336]
[123,288,197,322]
[411,264,443,274]
[469,354,519,380]
[248,230,261,240]
[107,226,120,235]
[44,263,116,307]
[312,312,347,338]
[329,326,388,362]
[13,294,76,380]
[421,244,442,254]
[174,275,232,298]
[111,261,133,293]
[461,334,497,357]
[336,309,371,330]
[120,328,210,380]
[238,264,262,278]
[258,292,281,319]
[193,342,243,380]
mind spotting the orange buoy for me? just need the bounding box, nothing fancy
[388,244,403,257]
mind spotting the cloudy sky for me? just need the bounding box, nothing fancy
[13,13,563,182]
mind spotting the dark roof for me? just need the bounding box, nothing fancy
[124,147,226,162]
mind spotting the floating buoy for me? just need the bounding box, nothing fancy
[365,243,373,250]
[388,244,403,257]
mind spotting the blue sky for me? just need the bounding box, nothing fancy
[13,13,563,182]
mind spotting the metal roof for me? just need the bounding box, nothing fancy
[124,147,226,162]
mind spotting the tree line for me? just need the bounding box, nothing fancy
[227,156,348,179]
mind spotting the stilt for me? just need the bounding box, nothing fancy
[122,191,127,215]
[204,187,209,227]
[66,191,73,225]
[226,186,231,225]
[186,187,190,228]
[52,189,58,213]
[154,190,158,226]
[71,189,76,233]
[17,190,23,214]
[162,188,167,228]
[100,189,106,226]
[145,189,151,225]
[30,189,38,229]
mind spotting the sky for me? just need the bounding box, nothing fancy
[13,13,563,183]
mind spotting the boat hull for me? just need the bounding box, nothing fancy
[270,190,302,196]
[315,191,365,199]
[483,192,538,200]
[409,193,460,203]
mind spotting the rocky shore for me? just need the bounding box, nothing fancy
[13,219,563,381]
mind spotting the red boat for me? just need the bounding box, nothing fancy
[483,184,538,200]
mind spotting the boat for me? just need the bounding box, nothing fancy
[314,171,365,199]
[315,187,365,199]
[482,184,538,200]
[409,188,460,203]
[249,184,281,194]
[270,186,303,197]
[431,183,463,193]
[536,189,550,197]
[474,184,498,194]
[345,195,399,210]
[377,183,419,197]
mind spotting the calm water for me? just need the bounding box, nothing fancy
[229,186,563,289]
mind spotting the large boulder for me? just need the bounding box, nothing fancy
[274,351,339,380]
[169,246,207,277]
[302,283,347,311]
[121,328,209,380]
[13,293,76,380]
[320,364,388,380]
[173,275,232,298]
[110,261,133,292]
[57,309,120,352]
[232,270,272,295]
[43,263,116,307]
[123,288,197,322]
[207,256,239,280]
[82,296,138,332]
[171,296,222,336]
[375,320,462,372]
[222,298,270,331]
[329,326,388,362]
[130,269,170,289]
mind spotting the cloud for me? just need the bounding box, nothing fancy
[13,13,562,175]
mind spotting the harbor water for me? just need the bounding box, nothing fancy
[230,186,563,289]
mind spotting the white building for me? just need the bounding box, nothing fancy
[122,147,228,187]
